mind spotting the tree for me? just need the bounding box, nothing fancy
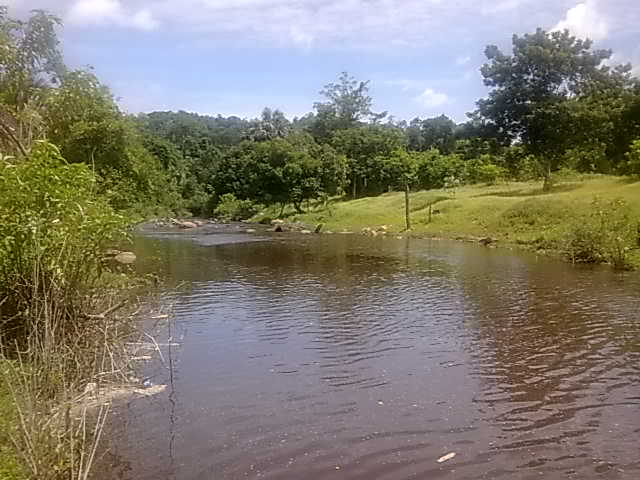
[406,115,456,153]
[247,107,290,141]
[476,28,618,188]
[0,7,64,156]
[331,125,405,197]
[310,72,379,140]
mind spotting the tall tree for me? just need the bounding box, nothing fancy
[310,72,378,140]
[0,7,63,156]
[476,28,620,188]
[247,107,290,141]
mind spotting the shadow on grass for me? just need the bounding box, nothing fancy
[614,176,640,185]
[472,182,582,198]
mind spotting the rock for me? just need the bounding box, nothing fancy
[377,225,389,232]
[479,237,494,246]
[245,228,256,233]
[180,221,197,229]
[194,220,204,226]
[437,452,456,463]
[314,223,323,234]
[271,219,285,225]
[114,251,136,264]
[300,229,312,234]
[103,248,121,257]
[274,225,284,232]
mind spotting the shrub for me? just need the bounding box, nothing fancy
[0,142,128,348]
[214,193,260,221]
[476,163,508,185]
[563,198,639,269]
[625,139,640,176]
[499,198,572,233]
[0,142,132,480]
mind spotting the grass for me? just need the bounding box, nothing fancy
[256,175,640,262]
[0,365,26,480]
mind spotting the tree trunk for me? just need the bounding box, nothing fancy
[405,182,411,231]
[293,202,304,214]
[352,176,357,199]
[278,203,286,218]
[542,162,552,192]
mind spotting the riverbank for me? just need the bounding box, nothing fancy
[256,174,640,268]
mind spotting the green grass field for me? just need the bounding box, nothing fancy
[259,175,640,261]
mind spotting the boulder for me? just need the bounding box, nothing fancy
[271,219,285,225]
[114,251,136,264]
[245,228,256,233]
[300,229,312,234]
[180,221,197,229]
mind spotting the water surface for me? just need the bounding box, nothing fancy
[101,226,640,479]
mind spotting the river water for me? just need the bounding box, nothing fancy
[100,224,640,480]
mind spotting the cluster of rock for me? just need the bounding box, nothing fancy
[361,225,390,237]
[269,219,321,234]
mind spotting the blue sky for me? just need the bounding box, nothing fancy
[8,0,640,123]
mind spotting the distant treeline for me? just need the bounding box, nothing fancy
[2,8,640,217]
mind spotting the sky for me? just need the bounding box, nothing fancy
[7,0,640,123]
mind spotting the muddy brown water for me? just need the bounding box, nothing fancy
[100,224,640,480]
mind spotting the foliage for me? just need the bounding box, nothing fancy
[214,193,261,221]
[476,28,636,186]
[0,143,127,342]
[407,115,456,153]
[310,72,383,141]
[626,139,640,176]
[563,198,639,269]
[0,7,63,156]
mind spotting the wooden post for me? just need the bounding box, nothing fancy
[405,182,411,231]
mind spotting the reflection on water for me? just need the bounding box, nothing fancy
[99,227,640,480]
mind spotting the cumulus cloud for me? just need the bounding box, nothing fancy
[67,0,159,31]
[552,0,608,41]
[414,88,449,108]
[8,0,638,54]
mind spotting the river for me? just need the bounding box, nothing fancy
[99,224,640,479]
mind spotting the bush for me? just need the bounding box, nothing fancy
[214,193,260,221]
[476,163,508,185]
[0,142,128,347]
[625,139,640,176]
[0,142,132,480]
[499,198,572,233]
[563,198,639,269]
[463,154,507,185]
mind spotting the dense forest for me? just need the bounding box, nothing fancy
[1,7,640,220]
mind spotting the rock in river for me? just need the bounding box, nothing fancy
[114,251,136,264]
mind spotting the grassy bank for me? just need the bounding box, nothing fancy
[265,175,640,267]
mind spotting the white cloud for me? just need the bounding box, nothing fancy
[414,88,449,108]
[383,79,422,91]
[10,0,639,53]
[67,0,159,31]
[456,55,471,66]
[552,0,608,41]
